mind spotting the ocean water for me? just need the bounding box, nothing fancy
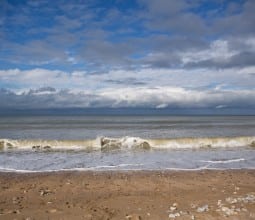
[0,115,255,172]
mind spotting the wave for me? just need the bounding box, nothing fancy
[0,136,255,151]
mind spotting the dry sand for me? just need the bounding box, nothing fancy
[0,170,255,220]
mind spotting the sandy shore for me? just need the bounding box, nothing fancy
[0,170,255,220]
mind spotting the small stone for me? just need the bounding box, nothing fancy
[221,207,237,216]
[126,214,142,220]
[170,206,177,211]
[168,213,180,218]
[40,189,51,196]
[48,209,57,213]
[196,205,209,213]
[226,197,238,204]
[243,194,255,202]
[173,203,178,207]
[191,215,195,220]
[13,210,21,214]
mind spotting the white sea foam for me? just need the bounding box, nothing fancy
[1,166,255,173]
[201,158,245,164]
[165,165,210,171]
[0,136,255,151]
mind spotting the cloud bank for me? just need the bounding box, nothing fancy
[1,86,255,110]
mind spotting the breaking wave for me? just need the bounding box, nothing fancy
[0,136,255,152]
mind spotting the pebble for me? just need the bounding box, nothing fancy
[40,189,51,196]
[226,193,255,204]
[196,204,209,213]
[221,206,237,216]
[243,194,255,203]
[226,197,237,204]
[13,210,21,214]
[170,206,177,211]
[168,212,180,218]
[126,214,142,220]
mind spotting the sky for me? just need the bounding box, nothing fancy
[0,0,255,112]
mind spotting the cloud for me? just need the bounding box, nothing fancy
[0,0,255,112]
[104,78,147,86]
[1,0,254,72]
[179,38,255,69]
[0,86,255,109]
[1,65,255,92]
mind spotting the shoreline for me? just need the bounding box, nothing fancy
[0,167,255,173]
[0,170,255,219]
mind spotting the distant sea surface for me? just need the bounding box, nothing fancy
[0,115,255,172]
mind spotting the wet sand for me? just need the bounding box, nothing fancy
[0,170,255,220]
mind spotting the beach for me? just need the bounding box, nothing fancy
[1,116,255,219]
[1,0,255,218]
[0,170,255,220]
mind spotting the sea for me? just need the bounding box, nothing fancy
[0,115,255,172]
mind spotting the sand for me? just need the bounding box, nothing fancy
[0,170,255,220]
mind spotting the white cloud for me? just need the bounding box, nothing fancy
[1,64,255,93]
[0,85,255,109]
[180,40,238,64]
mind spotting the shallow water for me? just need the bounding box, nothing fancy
[0,115,255,172]
[1,115,255,139]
